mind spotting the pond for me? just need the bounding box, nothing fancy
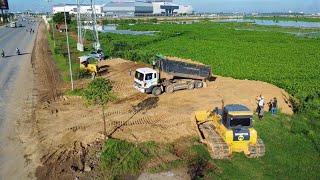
[213,19,320,28]
[83,24,156,35]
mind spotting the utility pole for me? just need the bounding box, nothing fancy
[91,0,100,50]
[64,6,74,90]
[76,0,84,51]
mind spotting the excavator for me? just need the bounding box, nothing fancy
[79,55,99,78]
[195,102,265,159]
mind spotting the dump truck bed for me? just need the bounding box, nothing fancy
[157,58,212,80]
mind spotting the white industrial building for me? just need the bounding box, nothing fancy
[52,1,193,17]
[52,4,104,16]
[103,1,153,17]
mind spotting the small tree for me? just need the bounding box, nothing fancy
[53,12,71,24]
[83,78,115,140]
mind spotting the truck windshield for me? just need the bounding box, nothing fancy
[135,71,144,81]
[230,117,251,127]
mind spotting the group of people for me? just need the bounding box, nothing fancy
[256,95,278,120]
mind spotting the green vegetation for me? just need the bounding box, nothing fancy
[101,139,155,178]
[47,22,85,81]
[83,78,115,140]
[100,113,320,179]
[100,138,217,179]
[52,12,71,24]
[102,18,158,25]
[245,16,320,22]
[82,78,114,105]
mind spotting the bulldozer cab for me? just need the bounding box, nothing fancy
[221,104,253,129]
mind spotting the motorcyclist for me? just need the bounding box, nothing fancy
[1,49,5,57]
[16,48,21,55]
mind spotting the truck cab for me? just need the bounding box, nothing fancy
[134,68,159,93]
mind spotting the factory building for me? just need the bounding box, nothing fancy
[150,0,193,15]
[103,1,153,17]
[52,4,104,16]
[53,1,193,18]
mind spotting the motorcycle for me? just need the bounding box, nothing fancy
[16,48,21,55]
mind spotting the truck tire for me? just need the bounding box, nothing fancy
[165,85,174,93]
[187,82,195,90]
[195,81,203,89]
[152,87,162,96]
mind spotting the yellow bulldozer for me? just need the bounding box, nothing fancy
[195,103,265,159]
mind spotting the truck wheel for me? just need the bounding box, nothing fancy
[152,87,162,96]
[165,85,174,93]
[195,81,203,89]
[187,82,195,90]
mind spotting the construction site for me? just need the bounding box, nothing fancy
[2,0,320,179]
[18,19,294,178]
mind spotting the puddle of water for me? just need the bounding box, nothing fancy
[83,24,157,35]
[213,19,320,28]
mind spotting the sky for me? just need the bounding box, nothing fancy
[7,0,320,13]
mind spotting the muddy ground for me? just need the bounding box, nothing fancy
[21,22,293,179]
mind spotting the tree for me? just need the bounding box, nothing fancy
[83,78,115,140]
[53,12,71,24]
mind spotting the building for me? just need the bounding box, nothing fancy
[52,4,104,16]
[177,5,193,15]
[103,1,153,17]
[151,1,192,15]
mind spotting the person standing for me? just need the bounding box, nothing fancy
[257,95,265,120]
[271,97,278,115]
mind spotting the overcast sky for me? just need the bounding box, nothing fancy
[7,0,320,13]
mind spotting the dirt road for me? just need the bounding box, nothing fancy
[0,20,39,178]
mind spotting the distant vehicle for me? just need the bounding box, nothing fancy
[9,22,17,28]
[18,24,23,27]
[88,49,105,61]
[134,55,212,96]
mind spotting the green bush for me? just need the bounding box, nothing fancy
[101,139,154,178]
[82,78,114,105]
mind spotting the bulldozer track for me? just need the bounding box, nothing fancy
[108,114,165,127]
[105,109,134,117]
[198,122,230,159]
[248,138,265,158]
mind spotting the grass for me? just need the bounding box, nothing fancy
[100,139,156,179]
[100,113,320,179]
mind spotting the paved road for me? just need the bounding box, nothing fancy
[0,20,38,179]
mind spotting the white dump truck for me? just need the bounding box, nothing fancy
[134,55,212,96]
